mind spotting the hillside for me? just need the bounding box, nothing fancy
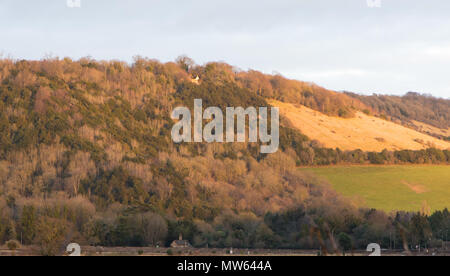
[0,57,449,253]
[272,100,450,152]
[346,92,450,139]
[411,120,450,140]
[0,57,367,250]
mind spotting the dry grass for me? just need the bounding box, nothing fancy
[271,100,450,151]
[412,120,450,138]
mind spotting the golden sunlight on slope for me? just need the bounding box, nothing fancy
[412,121,450,138]
[270,100,450,152]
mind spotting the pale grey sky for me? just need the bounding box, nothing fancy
[1,0,450,98]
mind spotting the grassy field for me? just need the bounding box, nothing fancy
[301,165,450,212]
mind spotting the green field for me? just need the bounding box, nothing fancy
[301,166,450,212]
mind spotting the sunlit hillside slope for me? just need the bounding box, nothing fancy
[412,120,450,139]
[271,100,450,152]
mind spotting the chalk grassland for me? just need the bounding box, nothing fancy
[270,100,450,152]
[412,120,450,138]
[301,166,450,212]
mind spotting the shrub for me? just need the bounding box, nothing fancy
[6,240,20,251]
[338,232,353,254]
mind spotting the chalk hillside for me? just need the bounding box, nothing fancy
[271,100,450,152]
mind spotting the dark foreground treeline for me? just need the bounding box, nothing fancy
[0,57,449,255]
[1,195,449,255]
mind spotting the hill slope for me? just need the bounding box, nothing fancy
[0,58,449,251]
[345,92,450,138]
[272,100,450,152]
[411,120,450,140]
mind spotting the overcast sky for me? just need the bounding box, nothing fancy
[1,0,450,98]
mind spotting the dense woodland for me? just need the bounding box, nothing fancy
[0,57,449,255]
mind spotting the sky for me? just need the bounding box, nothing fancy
[1,0,450,98]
